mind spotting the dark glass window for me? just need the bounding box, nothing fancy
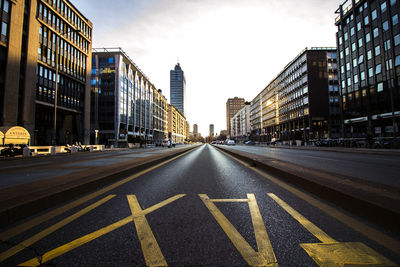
[395,55,400,66]
[372,9,377,20]
[393,14,399,26]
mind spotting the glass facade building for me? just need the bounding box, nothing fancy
[170,63,186,117]
[250,48,340,142]
[335,0,400,138]
[91,48,168,146]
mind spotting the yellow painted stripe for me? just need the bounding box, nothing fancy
[0,147,195,241]
[18,194,186,266]
[268,193,336,243]
[218,149,400,254]
[0,195,115,262]
[199,194,277,266]
[247,194,277,264]
[18,217,133,266]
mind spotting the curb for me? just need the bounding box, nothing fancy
[0,146,199,228]
[214,145,400,234]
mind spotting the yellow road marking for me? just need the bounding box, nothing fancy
[199,194,277,266]
[210,199,249,202]
[217,148,400,255]
[18,194,186,266]
[0,195,115,262]
[0,147,195,241]
[268,193,335,243]
[268,193,396,266]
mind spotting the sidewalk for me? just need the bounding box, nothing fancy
[214,145,400,234]
[0,145,199,227]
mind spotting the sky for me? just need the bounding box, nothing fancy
[71,0,344,136]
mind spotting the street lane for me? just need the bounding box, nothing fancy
[225,145,400,188]
[1,144,399,266]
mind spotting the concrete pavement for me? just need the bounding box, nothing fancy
[0,145,200,227]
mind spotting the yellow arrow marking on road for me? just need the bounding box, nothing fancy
[199,194,278,267]
[18,194,186,267]
[268,193,396,266]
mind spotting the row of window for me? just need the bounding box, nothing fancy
[37,64,84,109]
[38,25,87,81]
[0,0,10,43]
[41,0,91,39]
[38,2,90,53]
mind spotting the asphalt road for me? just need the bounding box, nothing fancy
[1,144,399,266]
[226,145,400,188]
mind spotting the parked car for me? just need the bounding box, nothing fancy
[244,140,255,145]
[226,140,235,145]
[162,140,170,147]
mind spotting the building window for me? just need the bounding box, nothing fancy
[364,15,369,25]
[377,82,383,92]
[383,21,389,31]
[367,50,372,60]
[352,42,356,52]
[347,77,351,86]
[357,22,361,31]
[368,67,373,77]
[373,28,379,38]
[361,71,365,81]
[395,55,400,66]
[353,58,357,67]
[1,22,7,36]
[381,2,387,12]
[386,59,393,70]
[346,62,351,71]
[372,9,377,20]
[339,36,343,45]
[375,64,382,74]
[395,34,400,46]
[385,40,391,51]
[393,14,399,26]
[391,0,397,5]
[354,74,358,84]
[345,47,349,56]
[366,32,371,43]
[3,0,9,13]
[350,27,355,36]
[344,32,348,41]
[358,38,363,48]
[375,45,381,56]
[358,54,364,64]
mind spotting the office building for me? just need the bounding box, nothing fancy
[226,97,245,137]
[170,63,186,116]
[335,0,400,138]
[230,102,251,141]
[209,124,214,136]
[91,48,167,146]
[193,123,198,137]
[0,0,92,145]
[250,47,340,142]
[168,104,187,143]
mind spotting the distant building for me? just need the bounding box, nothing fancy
[220,130,228,137]
[193,123,198,137]
[250,47,340,142]
[170,63,186,117]
[168,104,187,143]
[91,48,167,146]
[335,0,400,138]
[0,0,92,145]
[226,97,245,137]
[230,103,251,141]
[209,124,214,136]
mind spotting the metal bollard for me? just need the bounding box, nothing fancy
[90,145,94,152]
[111,145,114,150]
[23,146,31,157]
[50,146,56,155]
[71,145,77,153]
[101,145,105,151]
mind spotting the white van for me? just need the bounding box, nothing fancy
[162,139,170,147]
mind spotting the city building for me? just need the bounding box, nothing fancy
[168,104,187,143]
[250,47,340,142]
[226,97,245,137]
[209,124,214,136]
[230,102,251,141]
[0,0,92,145]
[335,0,400,138]
[193,123,198,137]
[91,48,167,146]
[170,63,186,117]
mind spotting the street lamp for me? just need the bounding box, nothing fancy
[52,28,80,145]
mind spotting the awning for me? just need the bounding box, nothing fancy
[0,126,31,145]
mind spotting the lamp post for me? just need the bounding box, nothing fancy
[52,28,80,145]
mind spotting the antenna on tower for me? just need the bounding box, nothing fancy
[177,56,180,64]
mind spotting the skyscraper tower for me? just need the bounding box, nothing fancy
[170,63,186,117]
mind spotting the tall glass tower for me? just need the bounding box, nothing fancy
[170,63,186,117]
